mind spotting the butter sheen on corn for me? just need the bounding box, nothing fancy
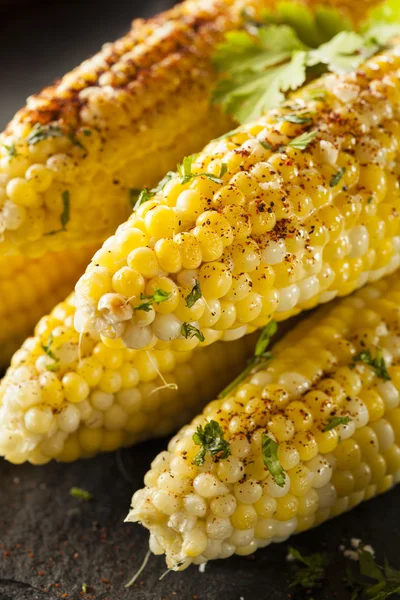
[74,44,400,353]
[127,272,400,570]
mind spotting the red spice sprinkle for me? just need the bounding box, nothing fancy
[102,578,110,584]
[38,570,45,576]
[73,552,79,559]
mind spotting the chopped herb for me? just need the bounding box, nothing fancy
[277,113,313,124]
[350,348,391,381]
[69,487,92,501]
[133,171,175,210]
[185,280,202,308]
[82,129,92,137]
[129,188,142,208]
[218,320,277,398]
[44,190,70,236]
[346,548,400,600]
[324,415,351,431]
[82,583,88,593]
[3,142,18,157]
[135,289,172,312]
[177,154,225,185]
[288,129,318,150]
[41,334,59,371]
[261,434,286,487]
[309,88,327,100]
[219,162,228,178]
[260,140,274,150]
[330,167,346,187]
[192,420,231,466]
[181,323,205,342]
[368,196,373,204]
[289,546,328,589]
[26,123,86,151]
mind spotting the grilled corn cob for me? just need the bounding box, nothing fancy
[0,0,381,257]
[0,247,94,366]
[0,292,258,464]
[74,44,400,354]
[127,272,400,570]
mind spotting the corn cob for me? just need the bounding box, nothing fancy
[127,271,400,570]
[0,246,94,366]
[74,44,400,354]
[0,291,258,464]
[0,0,381,257]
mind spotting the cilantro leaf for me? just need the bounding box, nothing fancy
[330,167,346,187]
[26,123,86,151]
[288,546,328,589]
[307,31,373,74]
[350,348,391,381]
[134,289,171,312]
[3,142,18,157]
[346,548,400,600]
[41,333,60,372]
[288,129,318,149]
[177,155,225,185]
[180,323,205,342]
[324,415,351,431]
[133,171,175,210]
[185,280,202,308]
[192,420,230,466]
[218,321,277,398]
[277,113,313,124]
[44,190,70,236]
[261,434,286,487]
[70,487,92,501]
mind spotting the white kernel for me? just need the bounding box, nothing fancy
[57,404,81,433]
[152,490,181,515]
[349,225,369,258]
[316,483,337,509]
[297,276,320,303]
[306,456,333,489]
[371,419,394,453]
[261,240,286,265]
[262,472,290,498]
[152,313,182,342]
[168,511,197,534]
[276,284,300,312]
[24,407,54,434]
[184,493,207,517]
[346,398,369,428]
[206,516,233,540]
[193,473,228,498]
[229,529,255,547]
[377,381,399,410]
[98,293,132,323]
[277,373,309,397]
[122,323,153,349]
[91,390,114,411]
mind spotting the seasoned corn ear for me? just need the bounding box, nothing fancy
[0,246,94,366]
[0,293,257,464]
[75,44,400,354]
[0,0,382,257]
[127,271,400,570]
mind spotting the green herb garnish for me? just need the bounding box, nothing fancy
[69,487,92,501]
[82,583,88,593]
[193,420,231,466]
[330,167,346,187]
[40,334,59,372]
[133,171,175,210]
[288,129,318,150]
[44,190,70,236]
[345,548,400,600]
[218,320,277,398]
[261,434,286,487]
[3,142,18,157]
[180,323,205,342]
[134,289,171,312]
[350,348,391,381]
[289,546,328,589]
[324,415,351,432]
[185,280,202,308]
[177,154,225,185]
[277,113,313,124]
[26,123,87,151]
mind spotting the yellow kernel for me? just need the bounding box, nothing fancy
[334,438,361,470]
[289,464,313,496]
[286,401,314,431]
[144,205,177,239]
[127,247,161,279]
[62,373,90,403]
[293,431,318,461]
[112,267,145,298]
[154,239,182,273]
[230,503,258,530]
[274,494,298,521]
[360,389,385,422]
[6,177,38,207]
[199,262,232,298]
[174,233,202,269]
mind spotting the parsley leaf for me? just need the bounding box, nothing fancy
[133,171,175,210]
[218,320,277,398]
[134,289,171,312]
[181,323,205,342]
[192,420,230,466]
[3,142,18,157]
[307,31,373,74]
[324,415,351,431]
[346,548,400,600]
[350,348,391,381]
[26,123,86,151]
[185,280,202,308]
[261,434,286,487]
[44,190,70,236]
[288,546,328,589]
[129,188,142,208]
[277,113,313,124]
[40,334,60,372]
[330,167,346,187]
[70,487,92,501]
[288,130,318,149]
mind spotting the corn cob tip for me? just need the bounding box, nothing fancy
[127,272,400,570]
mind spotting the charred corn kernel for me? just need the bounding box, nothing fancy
[128,271,400,570]
[0,290,257,463]
[0,245,94,366]
[75,44,400,348]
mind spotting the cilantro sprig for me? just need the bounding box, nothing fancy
[134,289,171,312]
[3,142,18,157]
[212,1,400,123]
[346,548,400,600]
[288,546,328,589]
[26,123,87,151]
[261,434,286,487]
[324,415,351,432]
[350,348,391,381]
[131,171,175,210]
[192,420,231,466]
[218,320,277,398]
[181,323,205,342]
[41,334,60,372]
[177,155,226,185]
[44,190,70,236]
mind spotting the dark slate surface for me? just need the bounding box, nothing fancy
[0,442,399,600]
[1,1,400,599]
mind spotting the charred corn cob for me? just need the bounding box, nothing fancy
[74,44,400,354]
[127,271,400,570]
[0,246,94,366]
[0,291,258,464]
[0,0,381,257]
